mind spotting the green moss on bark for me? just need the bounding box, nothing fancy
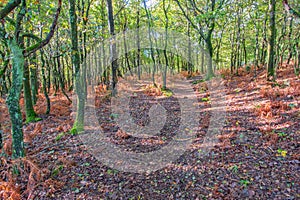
[6,39,25,159]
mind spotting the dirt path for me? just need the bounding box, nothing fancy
[1,67,299,199]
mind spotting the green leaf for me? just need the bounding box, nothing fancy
[201,97,209,102]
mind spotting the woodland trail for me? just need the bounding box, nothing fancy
[1,66,299,199]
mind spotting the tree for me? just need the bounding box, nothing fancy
[1,0,61,158]
[162,0,169,89]
[69,0,84,134]
[174,0,226,79]
[136,0,141,80]
[143,0,157,85]
[106,0,118,92]
[267,0,276,81]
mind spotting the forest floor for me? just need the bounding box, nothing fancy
[1,64,299,199]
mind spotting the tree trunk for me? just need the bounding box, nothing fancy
[69,0,84,134]
[254,9,260,76]
[143,0,156,85]
[23,58,37,123]
[187,22,192,76]
[23,34,37,123]
[106,0,118,93]
[162,0,169,89]
[206,36,214,79]
[261,12,268,66]
[6,39,25,159]
[56,28,72,103]
[136,1,141,80]
[287,17,294,64]
[40,49,51,114]
[30,51,38,105]
[267,0,276,81]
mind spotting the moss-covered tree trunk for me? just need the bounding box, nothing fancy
[69,0,84,134]
[23,58,37,123]
[6,39,25,159]
[21,6,38,123]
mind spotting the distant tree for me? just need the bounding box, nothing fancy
[267,0,276,81]
[174,0,226,79]
[143,0,157,85]
[162,0,169,89]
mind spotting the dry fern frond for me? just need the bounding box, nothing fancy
[0,181,21,200]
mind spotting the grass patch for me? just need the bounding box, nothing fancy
[26,117,42,124]
[161,88,173,97]
[201,97,210,102]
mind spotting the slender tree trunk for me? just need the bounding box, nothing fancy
[163,0,169,89]
[52,55,59,95]
[235,6,241,75]
[287,17,294,64]
[69,0,84,134]
[143,0,156,85]
[230,24,236,74]
[23,60,37,122]
[99,0,108,86]
[294,41,299,75]
[254,9,260,76]
[23,38,37,123]
[277,13,287,67]
[261,13,268,66]
[106,0,118,92]
[30,51,38,105]
[40,50,51,114]
[136,0,141,80]
[201,50,205,74]
[242,26,247,66]
[46,55,51,93]
[65,56,72,90]
[121,13,132,76]
[187,22,192,76]
[267,0,276,81]
[56,28,72,103]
